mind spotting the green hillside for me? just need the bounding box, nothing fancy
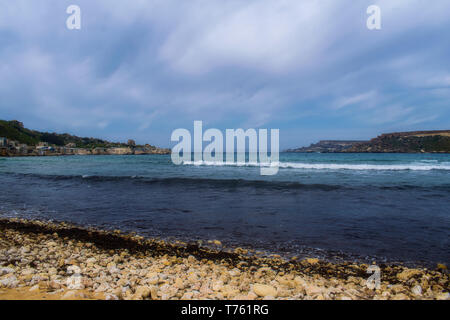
[346,131,450,153]
[0,120,40,145]
[0,120,122,148]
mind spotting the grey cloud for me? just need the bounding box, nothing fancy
[0,0,449,148]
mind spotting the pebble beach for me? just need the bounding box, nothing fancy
[0,218,448,300]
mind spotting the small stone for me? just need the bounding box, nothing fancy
[150,286,158,300]
[276,276,295,288]
[109,266,120,274]
[246,292,258,300]
[181,292,194,300]
[412,285,422,296]
[392,293,410,300]
[49,280,62,290]
[21,247,30,253]
[48,267,58,276]
[304,258,319,265]
[305,285,322,297]
[174,278,184,289]
[22,268,35,276]
[234,247,248,254]
[229,268,240,277]
[212,280,224,291]
[397,269,421,281]
[187,256,197,264]
[221,285,240,298]
[61,291,78,300]
[81,277,94,288]
[147,276,159,285]
[117,278,129,287]
[187,273,198,283]
[161,259,171,266]
[0,267,15,276]
[106,262,116,269]
[29,285,40,292]
[435,292,449,300]
[105,294,119,300]
[66,275,84,290]
[0,275,18,288]
[253,284,277,297]
[294,276,307,288]
[146,271,158,279]
[86,257,97,264]
[38,282,49,290]
[95,283,110,292]
[133,286,151,300]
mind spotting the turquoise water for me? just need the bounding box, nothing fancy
[1,152,450,185]
[0,153,449,265]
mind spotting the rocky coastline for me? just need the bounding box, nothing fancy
[0,120,171,157]
[287,130,450,153]
[0,218,448,300]
[0,145,170,157]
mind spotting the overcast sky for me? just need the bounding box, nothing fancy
[1,0,449,148]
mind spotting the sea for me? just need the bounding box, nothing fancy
[0,153,449,266]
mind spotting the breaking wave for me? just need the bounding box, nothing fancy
[182,160,450,171]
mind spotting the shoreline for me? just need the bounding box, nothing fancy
[0,218,448,300]
[3,151,450,158]
[0,152,171,158]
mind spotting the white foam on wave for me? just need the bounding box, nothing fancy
[182,160,450,171]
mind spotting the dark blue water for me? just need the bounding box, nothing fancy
[0,153,449,266]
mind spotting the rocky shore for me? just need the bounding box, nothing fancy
[0,145,170,157]
[286,130,450,153]
[0,218,448,300]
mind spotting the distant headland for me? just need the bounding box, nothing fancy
[286,130,450,153]
[0,120,170,157]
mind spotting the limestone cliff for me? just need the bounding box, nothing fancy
[287,131,450,153]
[345,131,450,153]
